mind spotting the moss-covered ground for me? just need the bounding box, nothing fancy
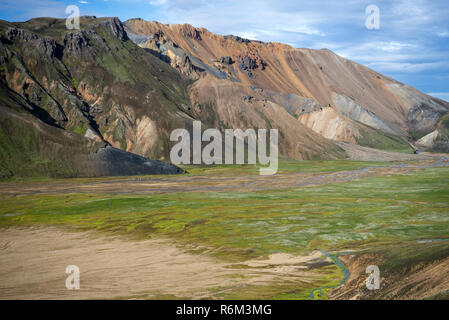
[1,162,448,299]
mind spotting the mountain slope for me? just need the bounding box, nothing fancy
[0,83,183,179]
[1,16,350,168]
[2,16,449,179]
[0,17,188,178]
[125,19,449,152]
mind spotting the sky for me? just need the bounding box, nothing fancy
[1,0,448,101]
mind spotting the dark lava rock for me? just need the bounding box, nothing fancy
[101,17,128,41]
[224,35,251,44]
[63,31,89,56]
[238,56,258,71]
[242,95,254,103]
[6,27,62,59]
[92,146,184,175]
[63,28,110,57]
[183,28,202,40]
[238,55,266,76]
[220,56,234,64]
[6,27,38,42]
[153,30,165,42]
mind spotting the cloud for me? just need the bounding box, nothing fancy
[427,93,449,102]
[367,62,447,73]
[0,0,447,94]
[0,0,67,20]
[149,0,167,6]
[377,42,416,52]
[147,0,328,41]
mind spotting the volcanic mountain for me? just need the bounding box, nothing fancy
[124,19,449,153]
[1,16,448,178]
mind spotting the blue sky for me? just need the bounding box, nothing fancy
[1,0,448,101]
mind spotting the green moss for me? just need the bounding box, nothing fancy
[97,53,135,85]
[0,114,78,179]
[437,113,449,139]
[1,163,448,299]
[1,167,448,260]
[424,290,449,300]
[356,125,412,153]
[366,241,449,274]
[254,107,272,130]
[73,121,87,136]
[71,77,79,90]
[113,119,127,150]
[181,159,390,176]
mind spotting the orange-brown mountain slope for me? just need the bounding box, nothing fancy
[125,19,449,154]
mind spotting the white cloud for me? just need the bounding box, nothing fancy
[367,61,447,73]
[333,40,447,74]
[0,0,67,20]
[427,93,449,102]
[149,0,167,6]
[1,0,448,94]
[234,32,258,41]
[377,42,416,52]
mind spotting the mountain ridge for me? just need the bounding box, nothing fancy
[1,16,448,178]
[124,18,449,146]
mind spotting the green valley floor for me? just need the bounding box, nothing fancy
[0,156,448,300]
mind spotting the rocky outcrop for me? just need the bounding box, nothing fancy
[332,93,400,136]
[132,31,204,80]
[220,56,233,64]
[5,27,62,59]
[298,106,358,143]
[63,30,91,56]
[238,56,258,71]
[416,130,441,148]
[179,24,202,40]
[407,103,445,139]
[224,35,252,44]
[101,17,129,41]
[238,55,266,71]
[415,113,449,152]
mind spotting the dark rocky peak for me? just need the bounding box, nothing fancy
[5,27,39,42]
[63,30,89,56]
[181,25,202,40]
[99,17,128,41]
[63,28,110,57]
[153,30,165,42]
[224,35,251,44]
[5,27,62,59]
[0,36,14,64]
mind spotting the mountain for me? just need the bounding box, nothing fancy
[1,16,448,178]
[0,17,188,178]
[125,19,449,154]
